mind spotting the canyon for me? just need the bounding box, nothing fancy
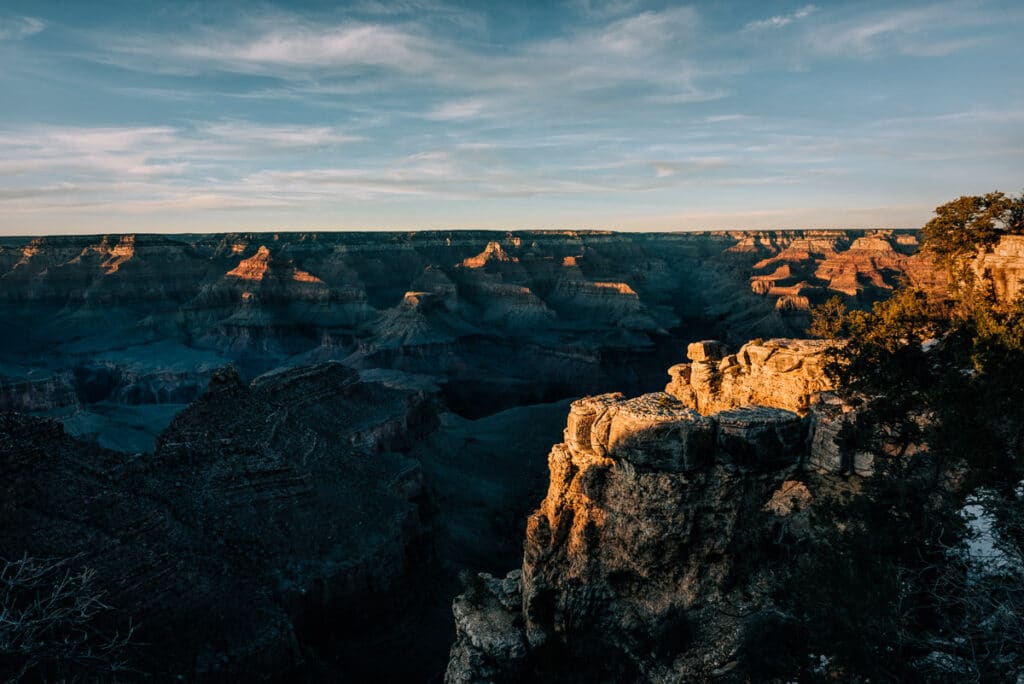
[0,229,947,680]
[0,230,934,452]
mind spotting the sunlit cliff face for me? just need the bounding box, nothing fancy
[100,235,135,274]
[11,235,136,274]
[43,234,138,275]
[291,269,324,284]
[13,239,42,270]
[593,282,637,296]
[461,241,518,269]
[745,230,942,303]
[227,245,271,280]
[401,291,433,307]
[224,244,324,283]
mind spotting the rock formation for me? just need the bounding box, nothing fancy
[462,241,519,269]
[974,235,1024,302]
[0,362,440,680]
[445,338,864,682]
[743,230,945,313]
[0,230,940,448]
[665,338,834,415]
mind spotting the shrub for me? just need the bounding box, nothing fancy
[0,555,136,681]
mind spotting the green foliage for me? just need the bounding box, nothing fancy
[780,191,1024,681]
[812,289,948,467]
[920,191,1024,271]
[807,295,847,340]
[779,473,970,681]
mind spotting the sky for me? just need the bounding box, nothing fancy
[0,0,1021,235]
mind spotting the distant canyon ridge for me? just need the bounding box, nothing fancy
[0,230,941,452]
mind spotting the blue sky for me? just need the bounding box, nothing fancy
[0,0,1021,234]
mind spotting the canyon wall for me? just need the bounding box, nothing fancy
[0,229,937,450]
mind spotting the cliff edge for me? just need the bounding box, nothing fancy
[445,338,859,682]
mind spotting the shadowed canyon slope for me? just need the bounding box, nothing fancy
[1,364,440,680]
[0,230,936,452]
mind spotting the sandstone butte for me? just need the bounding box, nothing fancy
[445,336,875,682]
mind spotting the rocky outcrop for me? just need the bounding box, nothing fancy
[665,338,834,415]
[462,241,519,269]
[974,235,1024,302]
[445,339,868,682]
[367,290,478,347]
[545,280,663,330]
[807,393,874,476]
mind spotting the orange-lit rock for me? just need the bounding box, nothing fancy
[63,234,137,274]
[227,245,271,280]
[461,241,518,268]
[13,238,42,270]
[292,268,324,284]
[763,479,813,516]
[101,234,135,274]
[744,230,945,307]
[667,338,834,415]
[593,281,637,295]
[974,235,1024,302]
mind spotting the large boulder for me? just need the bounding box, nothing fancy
[589,393,716,472]
[715,406,805,470]
[687,340,728,363]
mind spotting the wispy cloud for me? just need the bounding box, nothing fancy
[0,1,1021,233]
[649,157,730,178]
[803,1,1010,58]
[0,16,44,41]
[0,121,361,179]
[699,114,752,124]
[424,98,491,121]
[79,4,708,112]
[197,121,363,148]
[174,21,437,72]
[73,13,443,80]
[744,5,818,31]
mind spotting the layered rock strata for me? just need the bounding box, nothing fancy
[0,230,940,447]
[974,235,1024,303]
[445,338,864,682]
[665,338,833,415]
[743,230,945,311]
